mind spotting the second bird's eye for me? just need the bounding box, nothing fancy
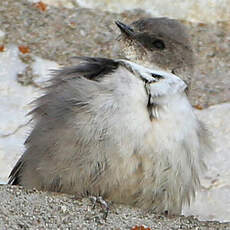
[152,39,165,50]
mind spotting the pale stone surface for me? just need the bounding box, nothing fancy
[26,0,230,23]
[0,46,35,184]
[183,103,230,222]
[0,46,58,183]
[76,0,230,23]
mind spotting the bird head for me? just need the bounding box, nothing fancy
[115,18,194,87]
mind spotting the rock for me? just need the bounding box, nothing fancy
[0,185,229,229]
[183,103,230,222]
[75,0,230,23]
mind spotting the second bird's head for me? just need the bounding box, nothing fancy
[115,18,194,87]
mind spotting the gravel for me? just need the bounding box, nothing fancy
[0,185,230,229]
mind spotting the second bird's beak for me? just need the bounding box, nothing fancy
[115,20,135,38]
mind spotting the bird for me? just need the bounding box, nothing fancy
[115,18,194,95]
[8,18,210,215]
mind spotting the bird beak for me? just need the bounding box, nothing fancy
[115,20,135,38]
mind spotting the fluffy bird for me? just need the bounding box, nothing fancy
[9,18,210,215]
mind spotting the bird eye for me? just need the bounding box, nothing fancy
[152,39,165,50]
[151,73,164,80]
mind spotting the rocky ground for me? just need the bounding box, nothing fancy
[1,185,230,230]
[0,0,230,228]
